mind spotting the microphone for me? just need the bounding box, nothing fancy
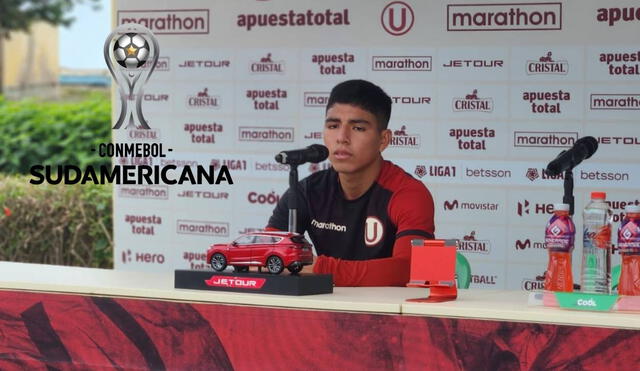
[275,144,329,165]
[545,136,598,176]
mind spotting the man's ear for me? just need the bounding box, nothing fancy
[379,129,391,152]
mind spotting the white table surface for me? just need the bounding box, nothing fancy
[0,261,638,330]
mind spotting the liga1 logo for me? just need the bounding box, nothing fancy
[104,23,159,129]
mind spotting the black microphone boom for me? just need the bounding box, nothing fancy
[275,144,329,165]
[545,136,598,177]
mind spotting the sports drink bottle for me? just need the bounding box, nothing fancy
[544,203,575,292]
[618,205,640,296]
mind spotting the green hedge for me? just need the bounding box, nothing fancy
[0,174,113,267]
[0,93,111,174]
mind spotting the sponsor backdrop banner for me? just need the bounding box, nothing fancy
[113,0,640,290]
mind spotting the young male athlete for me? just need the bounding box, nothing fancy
[267,79,435,286]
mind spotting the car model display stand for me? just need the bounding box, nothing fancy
[406,239,458,303]
[175,270,333,296]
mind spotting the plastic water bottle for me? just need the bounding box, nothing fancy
[618,205,640,296]
[581,192,613,294]
[544,203,575,292]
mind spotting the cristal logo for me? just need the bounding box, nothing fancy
[250,53,285,74]
[521,274,545,291]
[577,299,597,307]
[205,276,266,289]
[459,231,491,254]
[365,216,384,246]
[186,88,220,109]
[381,1,415,36]
[452,89,493,112]
[526,51,568,75]
[390,125,420,148]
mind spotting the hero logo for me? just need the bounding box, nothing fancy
[118,185,168,200]
[304,92,330,107]
[118,9,210,34]
[365,216,384,246]
[598,50,640,76]
[596,7,640,27]
[142,56,170,71]
[447,3,562,31]
[515,239,546,250]
[121,249,165,264]
[513,131,577,148]
[526,51,568,75]
[521,273,545,291]
[205,276,266,289]
[250,53,285,74]
[176,220,229,237]
[390,125,420,148]
[452,89,493,112]
[372,56,432,71]
[526,168,563,182]
[590,94,640,110]
[248,191,281,205]
[517,200,554,216]
[443,199,499,211]
[178,59,230,69]
[458,231,491,254]
[186,88,220,109]
[238,127,294,142]
[413,165,457,178]
[381,1,415,36]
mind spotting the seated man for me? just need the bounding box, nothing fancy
[267,79,435,286]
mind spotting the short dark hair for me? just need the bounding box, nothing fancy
[326,79,392,131]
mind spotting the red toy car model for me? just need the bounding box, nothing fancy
[207,231,313,274]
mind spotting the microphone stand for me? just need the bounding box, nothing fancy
[563,169,574,216]
[288,164,298,232]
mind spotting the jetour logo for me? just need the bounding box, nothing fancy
[452,89,493,112]
[381,1,415,36]
[205,276,266,289]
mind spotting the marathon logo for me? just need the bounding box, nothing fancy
[447,3,562,31]
[118,9,209,34]
[526,51,568,75]
[590,94,640,110]
[304,92,330,107]
[372,56,432,71]
[176,220,229,237]
[142,57,170,71]
[205,276,266,289]
[118,185,169,200]
[514,131,577,148]
[238,127,294,142]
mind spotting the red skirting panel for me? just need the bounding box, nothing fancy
[0,290,638,370]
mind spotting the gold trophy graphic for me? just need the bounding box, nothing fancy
[104,24,159,129]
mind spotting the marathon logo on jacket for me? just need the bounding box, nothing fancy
[311,53,355,75]
[186,88,220,109]
[447,3,562,31]
[250,53,285,74]
[596,7,640,27]
[522,90,570,114]
[452,89,493,112]
[513,131,577,148]
[304,92,330,107]
[390,125,420,148]
[311,219,347,232]
[526,51,568,75]
[372,56,432,71]
[598,50,640,76]
[176,220,229,237]
[118,9,210,34]
[118,185,168,200]
[458,231,491,254]
[590,94,640,110]
[236,8,351,31]
[238,127,294,143]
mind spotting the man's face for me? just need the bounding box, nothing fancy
[323,103,390,175]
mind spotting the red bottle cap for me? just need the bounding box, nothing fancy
[591,191,606,200]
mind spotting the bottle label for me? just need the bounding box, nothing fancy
[545,215,575,252]
[618,219,640,253]
[584,225,612,249]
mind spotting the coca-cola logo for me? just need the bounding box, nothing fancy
[205,276,266,289]
[381,1,414,36]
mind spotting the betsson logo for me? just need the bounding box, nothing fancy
[118,9,210,34]
[447,3,562,31]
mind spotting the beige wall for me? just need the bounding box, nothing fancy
[1,22,59,93]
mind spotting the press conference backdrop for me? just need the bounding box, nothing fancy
[112,0,640,291]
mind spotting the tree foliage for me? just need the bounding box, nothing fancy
[0,0,100,37]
